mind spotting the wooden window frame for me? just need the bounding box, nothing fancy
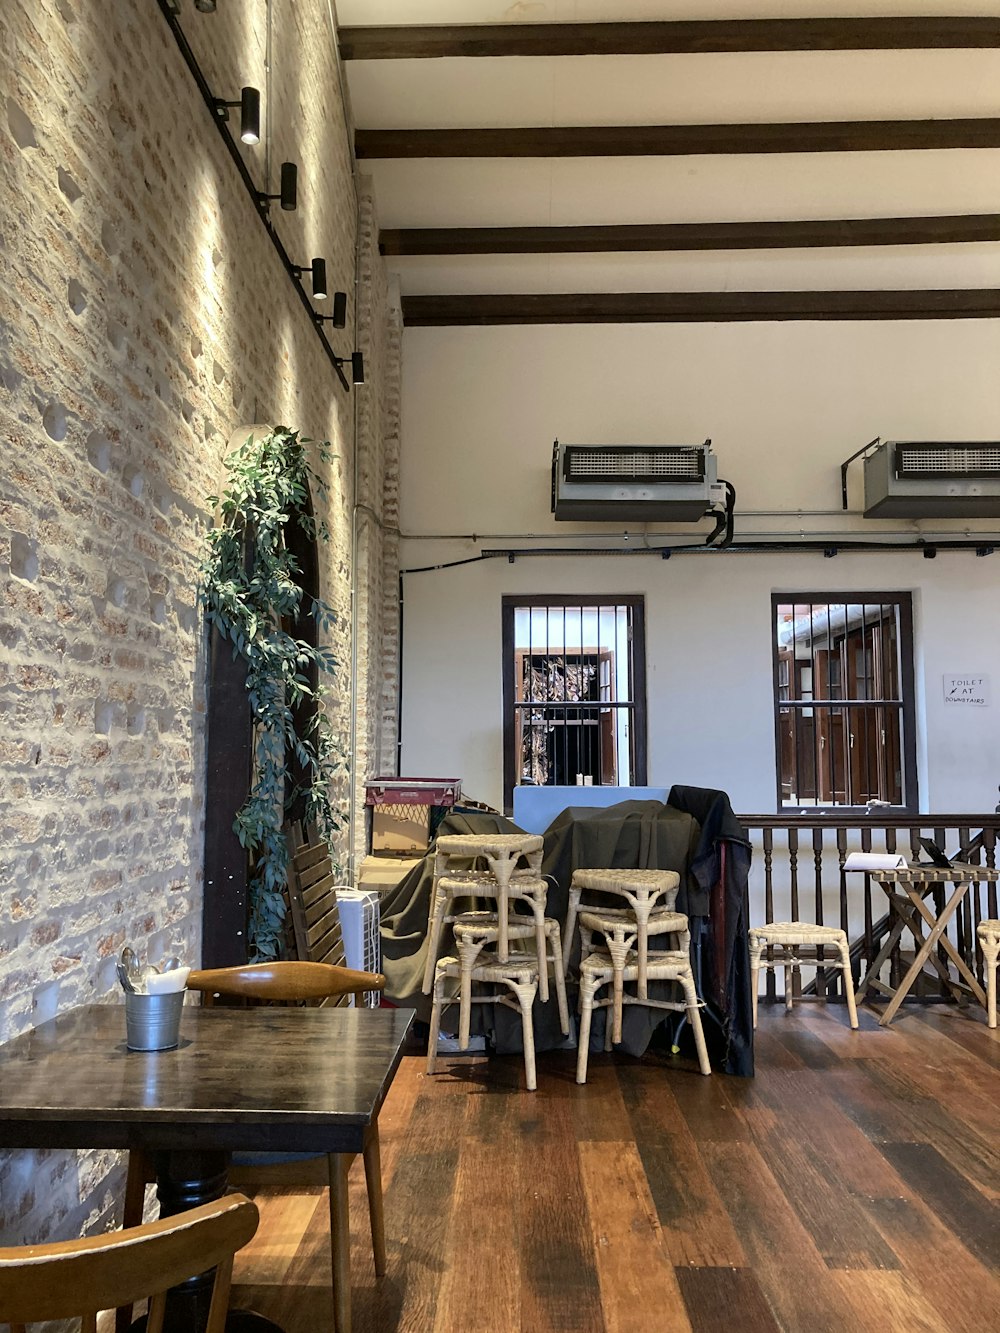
[771,591,919,813]
[501,594,648,813]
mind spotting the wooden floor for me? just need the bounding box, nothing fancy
[231,1004,1000,1333]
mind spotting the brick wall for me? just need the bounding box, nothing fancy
[0,0,398,1249]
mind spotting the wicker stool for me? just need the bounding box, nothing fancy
[452,911,570,1045]
[977,918,1000,1028]
[748,922,859,1029]
[427,952,540,1091]
[421,833,544,993]
[565,868,681,996]
[424,869,551,1001]
[576,948,711,1084]
[578,907,689,1043]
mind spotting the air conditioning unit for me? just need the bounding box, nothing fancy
[863,440,1000,518]
[551,440,718,522]
[335,888,381,1008]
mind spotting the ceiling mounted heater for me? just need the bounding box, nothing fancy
[551,440,719,522]
[860,440,1000,518]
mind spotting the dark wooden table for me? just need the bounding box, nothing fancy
[0,1002,414,1332]
[855,862,997,1025]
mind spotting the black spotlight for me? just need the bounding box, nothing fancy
[823,546,838,559]
[312,291,347,328]
[257,162,297,211]
[294,259,328,300]
[213,87,260,145]
[976,546,995,557]
[333,351,364,385]
[922,545,937,559]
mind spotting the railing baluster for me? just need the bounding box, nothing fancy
[813,828,827,1001]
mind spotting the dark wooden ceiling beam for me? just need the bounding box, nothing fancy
[339,19,1000,60]
[356,119,1000,159]
[401,290,1000,326]
[381,215,1000,256]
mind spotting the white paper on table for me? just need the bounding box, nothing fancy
[843,851,907,871]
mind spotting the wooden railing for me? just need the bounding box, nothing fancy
[737,813,1000,1007]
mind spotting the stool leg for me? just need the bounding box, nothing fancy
[576,973,599,1084]
[506,978,538,1091]
[487,855,515,963]
[563,887,581,972]
[456,935,484,1050]
[679,972,712,1076]
[748,935,762,1029]
[426,967,446,1074]
[785,961,795,1013]
[980,936,999,1028]
[605,928,632,1045]
[837,937,860,1029]
[547,921,571,1036]
[633,898,652,1000]
[421,882,449,994]
[532,896,550,1003]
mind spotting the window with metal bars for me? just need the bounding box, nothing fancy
[772,594,918,811]
[501,596,647,811]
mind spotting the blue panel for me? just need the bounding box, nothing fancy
[512,785,671,834]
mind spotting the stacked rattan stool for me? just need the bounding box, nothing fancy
[576,948,711,1083]
[977,918,1000,1027]
[427,952,541,1090]
[748,922,859,1029]
[421,833,545,993]
[564,868,682,991]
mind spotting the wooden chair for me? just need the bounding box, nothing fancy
[119,961,385,1333]
[0,1194,258,1333]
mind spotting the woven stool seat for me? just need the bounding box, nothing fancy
[977,918,1000,1028]
[749,921,858,1029]
[422,832,545,994]
[434,833,544,863]
[576,947,710,1083]
[571,868,681,897]
[427,951,540,1090]
[452,911,570,1042]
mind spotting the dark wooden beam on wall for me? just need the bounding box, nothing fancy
[356,119,1000,159]
[381,215,1000,256]
[401,289,1000,326]
[339,18,1000,60]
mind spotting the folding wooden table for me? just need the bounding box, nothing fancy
[855,862,997,1025]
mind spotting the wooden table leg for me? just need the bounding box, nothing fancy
[328,1153,352,1333]
[907,886,987,1006]
[855,906,908,1007]
[878,883,972,1026]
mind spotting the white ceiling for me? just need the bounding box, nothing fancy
[337,2,1000,302]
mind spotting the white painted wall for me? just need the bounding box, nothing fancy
[398,320,1000,815]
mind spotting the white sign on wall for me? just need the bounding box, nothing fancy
[943,674,990,706]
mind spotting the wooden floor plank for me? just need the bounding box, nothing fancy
[830,1269,954,1333]
[577,1140,692,1333]
[701,1141,863,1332]
[518,1077,606,1332]
[675,1266,780,1333]
[432,1081,523,1332]
[878,1141,1000,1269]
[620,1064,747,1267]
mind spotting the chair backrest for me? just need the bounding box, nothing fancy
[0,1195,258,1333]
[285,828,348,974]
[187,960,385,1005]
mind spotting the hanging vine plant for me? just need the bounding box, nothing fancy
[200,426,346,961]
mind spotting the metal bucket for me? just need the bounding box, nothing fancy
[124,990,185,1051]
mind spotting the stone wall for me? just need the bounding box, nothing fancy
[0,0,398,1248]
